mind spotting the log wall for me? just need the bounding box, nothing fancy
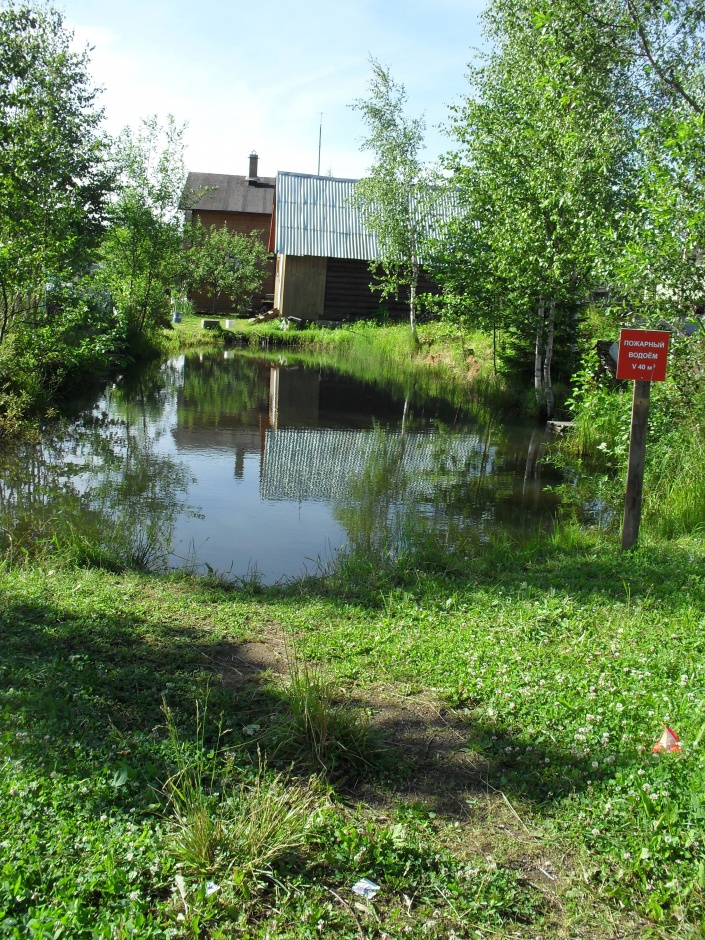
[323,258,440,322]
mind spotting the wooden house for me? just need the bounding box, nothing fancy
[269,171,447,323]
[182,152,276,313]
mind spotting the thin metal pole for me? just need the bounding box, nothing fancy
[317,113,323,175]
[621,379,651,551]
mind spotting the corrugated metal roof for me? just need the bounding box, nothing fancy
[182,172,275,215]
[274,172,378,260]
[274,171,460,260]
[261,428,487,501]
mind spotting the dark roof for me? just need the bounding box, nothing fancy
[182,172,275,215]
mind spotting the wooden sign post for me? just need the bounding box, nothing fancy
[616,329,670,551]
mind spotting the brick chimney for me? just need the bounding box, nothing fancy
[247,151,259,182]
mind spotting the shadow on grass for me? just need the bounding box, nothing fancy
[0,577,628,819]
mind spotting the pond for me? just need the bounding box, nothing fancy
[0,351,565,584]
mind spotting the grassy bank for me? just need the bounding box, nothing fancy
[1,527,703,938]
[167,315,494,374]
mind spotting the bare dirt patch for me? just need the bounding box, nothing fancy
[207,622,289,686]
[200,627,650,939]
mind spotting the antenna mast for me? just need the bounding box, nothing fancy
[317,112,323,175]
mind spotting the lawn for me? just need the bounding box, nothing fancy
[1,526,702,938]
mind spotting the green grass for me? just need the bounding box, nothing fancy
[163,312,228,350]
[1,527,703,936]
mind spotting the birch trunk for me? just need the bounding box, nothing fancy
[543,297,556,420]
[534,295,545,409]
[409,264,418,337]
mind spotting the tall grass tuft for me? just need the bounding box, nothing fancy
[163,699,223,873]
[163,701,323,884]
[276,648,378,778]
[218,772,322,884]
[645,426,705,538]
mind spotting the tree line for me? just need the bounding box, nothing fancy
[3,0,704,425]
[0,1,267,424]
[354,0,705,416]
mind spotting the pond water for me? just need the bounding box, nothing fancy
[0,351,565,583]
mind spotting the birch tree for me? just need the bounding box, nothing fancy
[351,60,439,337]
[437,0,636,416]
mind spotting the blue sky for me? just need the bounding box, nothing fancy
[60,0,486,180]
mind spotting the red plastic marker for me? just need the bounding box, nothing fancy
[653,727,682,753]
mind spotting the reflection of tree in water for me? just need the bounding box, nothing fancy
[177,354,270,429]
[335,428,409,556]
[334,417,561,554]
[0,412,194,569]
[110,357,183,427]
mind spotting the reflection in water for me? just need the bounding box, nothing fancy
[0,409,193,569]
[262,428,484,501]
[334,421,556,559]
[0,351,564,583]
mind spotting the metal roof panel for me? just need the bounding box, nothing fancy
[273,171,460,260]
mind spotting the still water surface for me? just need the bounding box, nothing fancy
[0,351,564,583]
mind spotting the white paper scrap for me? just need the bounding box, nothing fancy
[352,878,380,899]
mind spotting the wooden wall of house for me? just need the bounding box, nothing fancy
[276,255,327,320]
[323,257,439,322]
[190,209,275,312]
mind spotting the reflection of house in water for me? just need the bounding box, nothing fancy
[261,429,486,502]
[172,425,265,479]
[169,355,516,510]
[171,359,326,480]
[269,366,319,428]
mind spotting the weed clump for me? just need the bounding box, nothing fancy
[272,649,381,779]
[163,702,323,884]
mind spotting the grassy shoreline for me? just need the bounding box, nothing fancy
[165,314,496,386]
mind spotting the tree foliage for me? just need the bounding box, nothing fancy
[431,0,705,415]
[351,60,441,336]
[98,116,187,350]
[0,1,111,353]
[185,222,269,315]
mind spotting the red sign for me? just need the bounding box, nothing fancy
[616,329,670,382]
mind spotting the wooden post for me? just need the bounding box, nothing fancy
[621,379,651,551]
